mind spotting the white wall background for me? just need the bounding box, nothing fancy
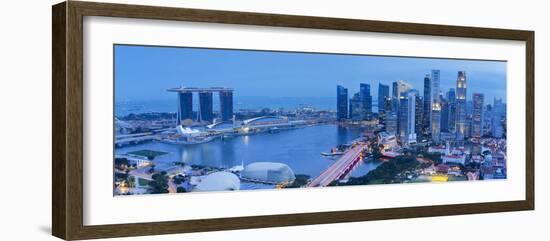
[0,0,546,240]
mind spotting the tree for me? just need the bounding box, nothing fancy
[418,151,442,164]
[346,155,420,185]
[286,174,310,188]
[173,175,185,185]
[148,173,169,194]
[147,164,156,174]
[114,158,130,170]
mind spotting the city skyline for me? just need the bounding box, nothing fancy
[113,45,507,196]
[115,45,507,105]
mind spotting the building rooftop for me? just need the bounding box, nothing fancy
[167,87,234,92]
[195,171,240,192]
[241,162,296,184]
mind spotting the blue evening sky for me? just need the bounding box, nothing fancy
[114,45,507,104]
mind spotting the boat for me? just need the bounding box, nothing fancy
[321,151,344,157]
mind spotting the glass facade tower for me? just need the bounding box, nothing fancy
[219,90,234,122]
[378,83,390,113]
[198,92,214,123]
[360,83,372,118]
[337,85,349,120]
[456,71,468,140]
[177,92,193,125]
[430,70,441,143]
[447,88,457,134]
[472,93,484,138]
[423,74,431,132]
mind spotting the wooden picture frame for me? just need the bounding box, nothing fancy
[52,1,534,240]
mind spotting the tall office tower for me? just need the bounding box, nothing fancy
[392,81,399,113]
[430,109,441,143]
[378,83,390,113]
[392,80,412,112]
[440,95,449,132]
[456,71,468,140]
[385,113,398,135]
[446,88,457,134]
[492,98,505,138]
[430,70,441,142]
[393,80,412,133]
[381,96,393,125]
[397,90,418,145]
[396,80,412,98]
[177,92,193,125]
[384,96,393,113]
[467,100,474,117]
[407,90,419,144]
[423,74,431,132]
[198,92,214,123]
[392,81,399,99]
[398,96,410,142]
[483,104,493,136]
[465,115,473,138]
[414,95,423,140]
[472,93,484,138]
[360,83,372,118]
[219,90,234,122]
[349,92,363,120]
[337,85,349,120]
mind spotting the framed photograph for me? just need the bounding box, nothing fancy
[52,1,534,240]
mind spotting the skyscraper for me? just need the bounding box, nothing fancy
[423,74,431,132]
[492,97,505,138]
[337,85,348,120]
[430,70,441,142]
[219,90,234,121]
[395,80,412,99]
[399,90,418,145]
[447,88,457,134]
[414,95,423,140]
[440,95,449,132]
[483,104,493,136]
[378,83,390,113]
[177,92,193,125]
[198,92,214,123]
[392,81,399,113]
[392,80,412,113]
[168,87,234,125]
[456,71,468,140]
[360,83,372,118]
[472,93,484,138]
[398,97,409,140]
[349,92,363,120]
[383,96,393,113]
[380,96,393,126]
[385,113,398,135]
[392,80,412,133]
[392,81,399,99]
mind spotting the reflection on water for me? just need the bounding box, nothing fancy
[116,124,377,178]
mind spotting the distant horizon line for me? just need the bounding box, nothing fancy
[115,93,508,104]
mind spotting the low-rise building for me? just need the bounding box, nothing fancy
[442,154,466,164]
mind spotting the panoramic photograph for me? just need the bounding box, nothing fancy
[113,45,507,195]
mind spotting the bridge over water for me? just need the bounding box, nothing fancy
[308,142,369,187]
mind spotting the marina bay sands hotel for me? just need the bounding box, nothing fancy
[167,87,234,125]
